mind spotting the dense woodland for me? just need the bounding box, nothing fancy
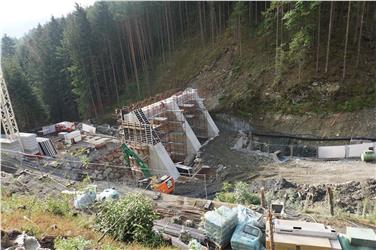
[1,1,375,130]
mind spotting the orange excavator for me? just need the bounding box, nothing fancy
[121,143,175,194]
[150,175,175,194]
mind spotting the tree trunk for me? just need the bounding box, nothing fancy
[342,2,351,80]
[255,1,258,25]
[116,26,128,85]
[198,2,205,46]
[280,4,283,44]
[352,2,361,45]
[325,1,334,73]
[210,2,215,44]
[179,2,184,40]
[249,2,252,25]
[159,11,166,63]
[185,2,189,36]
[356,2,366,68]
[316,3,321,73]
[167,2,175,51]
[275,5,279,75]
[164,3,172,54]
[100,54,110,98]
[238,14,241,56]
[126,19,141,98]
[89,54,104,114]
[107,38,120,103]
[218,3,222,34]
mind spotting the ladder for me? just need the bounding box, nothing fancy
[121,143,151,177]
[134,109,160,144]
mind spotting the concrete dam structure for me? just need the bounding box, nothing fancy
[118,88,219,179]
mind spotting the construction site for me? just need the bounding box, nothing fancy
[2,68,376,250]
[1,0,376,248]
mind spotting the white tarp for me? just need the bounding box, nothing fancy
[42,124,56,135]
[318,142,376,159]
[82,123,96,134]
[318,145,346,159]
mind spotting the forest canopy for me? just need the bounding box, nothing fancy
[1,1,375,130]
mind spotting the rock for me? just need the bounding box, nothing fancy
[103,168,112,177]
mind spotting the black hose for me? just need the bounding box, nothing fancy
[251,131,376,142]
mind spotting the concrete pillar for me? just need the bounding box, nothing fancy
[195,97,219,138]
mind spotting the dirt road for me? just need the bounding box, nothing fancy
[196,131,376,191]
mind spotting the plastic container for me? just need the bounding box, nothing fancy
[231,222,262,250]
[97,188,120,202]
[204,206,238,247]
[74,185,97,209]
[361,150,376,162]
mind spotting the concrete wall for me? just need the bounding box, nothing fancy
[196,98,219,138]
[318,142,376,159]
[149,142,180,180]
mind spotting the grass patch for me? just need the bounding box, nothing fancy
[1,194,175,250]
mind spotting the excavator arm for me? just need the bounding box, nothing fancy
[121,143,151,177]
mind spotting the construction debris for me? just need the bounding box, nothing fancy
[36,137,57,157]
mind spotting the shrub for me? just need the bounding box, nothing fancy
[95,193,163,247]
[46,196,71,216]
[234,182,260,205]
[54,236,90,250]
[215,181,260,205]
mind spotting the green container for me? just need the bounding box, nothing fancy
[361,150,376,162]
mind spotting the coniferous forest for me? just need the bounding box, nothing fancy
[1,1,376,130]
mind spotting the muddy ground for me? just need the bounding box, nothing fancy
[174,130,376,197]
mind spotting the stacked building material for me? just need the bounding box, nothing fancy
[19,133,39,154]
[0,138,22,152]
[266,219,341,250]
[55,121,75,132]
[41,124,56,135]
[203,206,238,247]
[64,130,81,144]
[82,123,96,134]
[36,137,57,156]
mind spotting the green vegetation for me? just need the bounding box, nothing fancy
[46,195,71,216]
[54,236,91,250]
[1,1,375,130]
[95,193,164,248]
[215,181,260,205]
[1,191,173,249]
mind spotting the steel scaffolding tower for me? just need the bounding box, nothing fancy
[0,71,23,151]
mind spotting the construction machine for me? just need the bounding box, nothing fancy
[121,143,175,194]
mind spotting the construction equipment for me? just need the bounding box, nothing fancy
[0,70,23,152]
[151,175,175,194]
[121,143,151,177]
[121,143,175,193]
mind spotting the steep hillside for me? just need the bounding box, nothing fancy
[2,1,375,136]
[149,26,376,137]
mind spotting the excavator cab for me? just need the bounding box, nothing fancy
[151,175,175,194]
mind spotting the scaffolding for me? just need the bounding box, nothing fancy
[117,107,158,174]
[149,109,187,163]
[176,90,208,139]
[117,88,211,167]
